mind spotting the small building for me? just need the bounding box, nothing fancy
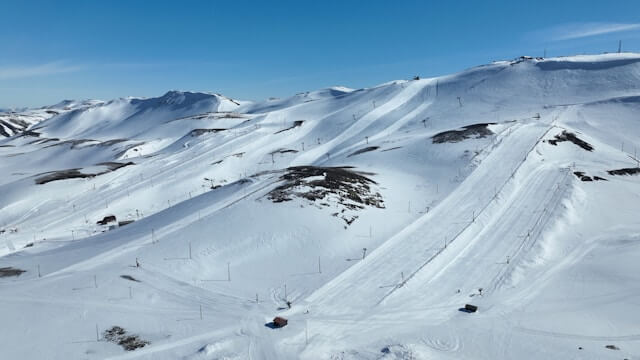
[272,316,288,328]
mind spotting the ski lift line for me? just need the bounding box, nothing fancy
[498,168,569,267]
[7,125,262,245]
[144,175,280,248]
[487,168,572,293]
[44,176,281,276]
[376,120,560,304]
[90,121,258,209]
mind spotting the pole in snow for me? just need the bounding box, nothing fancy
[227,262,231,282]
[129,286,132,299]
[96,324,100,342]
[94,275,97,288]
[318,256,321,274]
[362,248,367,260]
[189,242,192,260]
[199,305,203,320]
[37,264,41,278]
[284,284,287,299]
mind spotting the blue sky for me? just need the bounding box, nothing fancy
[2,0,640,108]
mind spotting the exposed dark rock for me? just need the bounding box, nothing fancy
[43,139,97,149]
[35,162,134,184]
[270,148,298,155]
[97,215,117,225]
[432,123,495,144]
[347,146,380,157]
[188,128,227,137]
[607,167,640,176]
[0,267,26,277]
[103,326,149,351]
[381,146,402,152]
[274,120,304,134]
[573,171,592,181]
[267,166,384,226]
[120,275,141,282]
[547,131,594,151]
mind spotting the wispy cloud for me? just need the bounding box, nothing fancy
[0,61,83,79]
[536,22,640,41]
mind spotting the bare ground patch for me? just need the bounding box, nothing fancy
[274,120,304,134]
[188,128,227,136]
[547,131,594,151]
[266,166,384,226]
[573,171,607,182]
[607,167,640,176]
[35,162,134,184]
[347,146,380,157]
[43,139,98,149]
[120,275,141,282]
[432,123,495,144]
[103,326,150,351]
[0,267,26,277]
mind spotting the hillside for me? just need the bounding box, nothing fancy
[1,53,640,359]
[0,100,103,138]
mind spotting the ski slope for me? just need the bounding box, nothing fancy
[1,53,640,359]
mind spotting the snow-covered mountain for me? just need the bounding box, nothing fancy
[1,53,640,359]
[0,100,103,137]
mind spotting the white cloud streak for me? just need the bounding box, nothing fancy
[0,61,83,80]
[546,22,640,41]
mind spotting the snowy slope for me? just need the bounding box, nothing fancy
[0,100,102,138]
[1,53,640,359]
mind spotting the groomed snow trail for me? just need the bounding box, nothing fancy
[306,118,559,313]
